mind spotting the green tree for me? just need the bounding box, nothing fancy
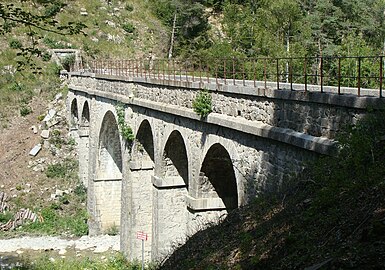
[0,0,86,71]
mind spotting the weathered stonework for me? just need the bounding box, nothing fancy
[67,72,385,263]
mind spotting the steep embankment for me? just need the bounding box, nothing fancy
[160,113,385,269]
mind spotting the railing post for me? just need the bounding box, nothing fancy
[199,60,202,83]
[304,58,307,92]
[224,59,227,85]
[276,58,279,90]
[338,57,341,95]
[320,56,323,93]
[233,57,235,85]
[380,56,384,98]
[242,60,245,86]
[264,58,267,90]
[253,58,256,88]
[290,59,293,90]
[357,57,361,96]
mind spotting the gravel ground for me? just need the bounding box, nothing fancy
[0,235,120,254]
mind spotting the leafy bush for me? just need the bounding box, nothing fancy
[125,3,134,12]
[20,105,32,116]
[46,159,78,179]
[116,103,135,143]
[41,51,52,62]
[61,54,76,71]
[44,1,64,17]
[192,90,212,118]
[122,22,135,33]
[9,39,22,49]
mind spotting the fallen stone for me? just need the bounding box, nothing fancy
[47,119,60,128]
[55,93,63,102]
[32,164,44,172]
[80,11,88,16]
[42,109,56,123]
[31,126,37,134]
[55,189,64,197]
[43,141,50,149]
[41,130,50,139]
[58,249,66,255]
[50,194,56,200]
[29,144,42,156]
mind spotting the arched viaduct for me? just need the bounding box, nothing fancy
[67,71,384,261]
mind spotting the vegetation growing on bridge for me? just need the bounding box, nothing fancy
[192,90,212,118]
[116,103,135,143]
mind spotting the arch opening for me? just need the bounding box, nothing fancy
[81,101,90,127]
[162,130,188,186]
[70,98,79,128]
[200,143,238,210]
[134,120,154,163]
[96,111,122,179]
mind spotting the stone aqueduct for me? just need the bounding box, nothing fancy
[66,71,384,261]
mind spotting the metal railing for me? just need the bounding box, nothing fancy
[78,56,384,97]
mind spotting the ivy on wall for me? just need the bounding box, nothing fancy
[192,90,212,118]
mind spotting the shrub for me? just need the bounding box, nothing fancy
[192,90,212,118]
[44,1,64,17]
[9,39,22,49]
[41,51,52,62]
[116,103,135,143]
[61,54,76,71]
[20,106,32,116]
[125,3,134,12]
[122,22,135,33]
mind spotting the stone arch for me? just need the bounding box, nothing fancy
[96,110,122,179]
[133,119,154,163]
[161,130,188,187]
[70,98,79,129]
[81,100,90,127]
[199,143,238,210]
[93,110,122,232]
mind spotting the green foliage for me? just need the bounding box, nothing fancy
[125,3,134,12]
[192,90,212,118]
[61,54,76,71]
[116,103,135,143]
[0,2,86,71]
[122,22,135,34]
[105,224,119,236]
[45,159,78,179]
[9,39,22,49]
[20,105,32,116]
[21,253,157,270]
[44,1,65,17]
[149,0,210,56]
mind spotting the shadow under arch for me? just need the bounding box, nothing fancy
[162,130,189,187]
[81,100,90,127]
[134,119,155,162]
[70,98,79,128]
[96,110,122,180]
[200,143,238,210]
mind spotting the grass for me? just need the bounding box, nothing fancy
[13,252,158,270]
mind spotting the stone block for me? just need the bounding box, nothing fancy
[29,144,42,156]
[40,130,50,139]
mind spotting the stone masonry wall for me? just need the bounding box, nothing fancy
[68,73,385,262]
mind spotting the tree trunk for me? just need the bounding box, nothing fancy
[168,12,177,59]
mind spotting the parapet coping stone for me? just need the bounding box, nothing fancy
[69,72,385,110]
[69,85,337,155]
